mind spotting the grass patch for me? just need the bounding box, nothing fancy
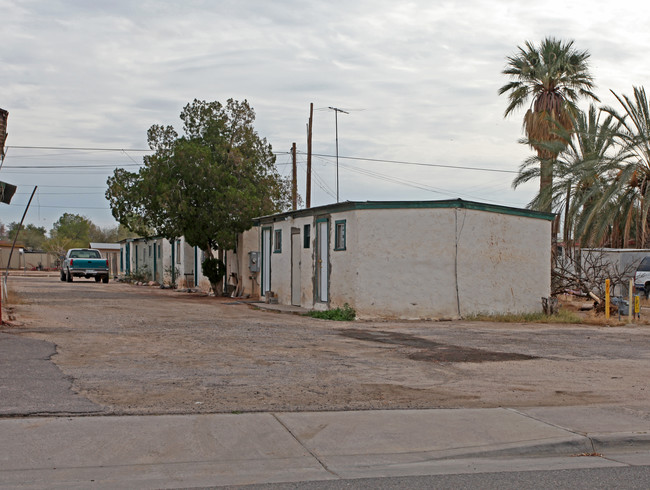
[308,303,356,321]
[466,309,582,324]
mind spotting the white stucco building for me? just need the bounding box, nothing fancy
[231,199,554,319]
[119,236,211,289]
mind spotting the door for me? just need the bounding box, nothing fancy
[291,229,301,306]
[261,227,272,295]
[316,219,329,302]
[153,242,157,282]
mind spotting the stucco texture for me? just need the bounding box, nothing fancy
[251,202,551,320]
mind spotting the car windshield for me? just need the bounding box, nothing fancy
[637,256,650,272]
[70,250,101,259]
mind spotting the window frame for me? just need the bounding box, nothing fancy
[334,220,346,251]
[273,229,282,253]
[303,224,311,248]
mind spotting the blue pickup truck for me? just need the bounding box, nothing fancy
[60,248,110,283]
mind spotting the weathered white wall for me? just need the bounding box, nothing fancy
[227,227,261,298]
[455,209,551,315]
[243,204,551,319]
[329,208,459,319]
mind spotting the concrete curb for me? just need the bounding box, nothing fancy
[590,432,650,452]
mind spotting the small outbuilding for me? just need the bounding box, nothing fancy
[233,199,554,319]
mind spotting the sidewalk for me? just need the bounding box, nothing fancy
[1,405,650,489]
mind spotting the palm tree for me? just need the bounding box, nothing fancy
[499,37,599,213]
[601,86,650,247]
[513,105,622,249]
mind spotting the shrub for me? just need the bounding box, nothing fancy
[202,257,226,295]
[308,303,356,321]
[127,265,150,283]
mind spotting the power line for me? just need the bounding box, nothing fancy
[302,151,518,174]
[6,145,151,152]
[6,145,292,156]
[2,163,142,169]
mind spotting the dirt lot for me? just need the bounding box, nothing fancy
[3,275,650,415]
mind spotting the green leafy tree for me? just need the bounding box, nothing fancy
[499,37,599,212]
[7,222,47,250]
[106,98,292,256]
[49,213,93,248]
[43,235,78,259]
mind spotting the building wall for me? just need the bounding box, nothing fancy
[252,204,551,319]
[227,227,261,298]
[258,216,315,306]
[0,245,23,269]
[456,209,551,315]
[331,208,459,319]
[22,251,59,270]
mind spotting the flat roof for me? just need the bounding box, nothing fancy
[254,199,556,224]
[90,242,121,250]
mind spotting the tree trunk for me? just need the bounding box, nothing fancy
[539,157,553,214]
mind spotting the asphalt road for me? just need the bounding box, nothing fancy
[2,274,650,488]
[235,465,650,490]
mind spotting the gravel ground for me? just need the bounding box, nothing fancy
[3,275,650,415]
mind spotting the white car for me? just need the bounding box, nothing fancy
[634,256,650,297]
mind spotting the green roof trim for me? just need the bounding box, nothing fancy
[254,199,555,224]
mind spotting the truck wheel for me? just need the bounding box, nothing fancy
[60,271,66,281]
[66,270,73,282]
[102,276,109,284]
[94,276,101,282]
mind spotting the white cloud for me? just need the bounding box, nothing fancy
[1,0,648,228]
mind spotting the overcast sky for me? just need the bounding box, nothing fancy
[2,0,650,232]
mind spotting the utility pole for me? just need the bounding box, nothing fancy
[306,103,313,209]
[291,142,297,210]
[0,108,8,171]
[328,107,349,203]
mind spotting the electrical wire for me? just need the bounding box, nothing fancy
[300,151,518,174]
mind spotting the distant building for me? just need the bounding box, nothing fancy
[90,242,121,278]
[118,237,210,288]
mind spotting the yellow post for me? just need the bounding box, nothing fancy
[635,295,640,320]
[629,279,634,323]
[605,279,610,320]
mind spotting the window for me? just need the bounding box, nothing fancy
[303,224,311,248]
[274,229,282,253]
[334,220,346,250]
[176,240,181,263]
[158,242,161,258]
[148,245,152,257]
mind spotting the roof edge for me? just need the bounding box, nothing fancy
[254,199,555,224]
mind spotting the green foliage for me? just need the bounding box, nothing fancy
[106,98,292,253]
[126,265,150,283]
[308,303,356,321]
[500,37,599,212]
[42,236,77,258]
[514,85,650,249]
[201,257,226,285]
[7,222,47,250]
[50,213,93,247]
